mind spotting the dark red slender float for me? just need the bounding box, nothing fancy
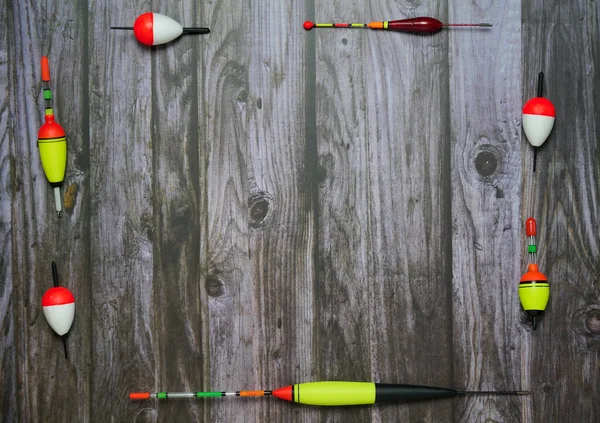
[303,17,492,34]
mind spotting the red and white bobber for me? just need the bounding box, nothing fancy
[522,72,556,147]
[42,262,75,359]
[42,286,75,336]
[112,12,210,46]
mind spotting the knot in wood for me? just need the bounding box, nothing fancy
[468,139,505,183]
[237,90,248,103]
[474,150,498,177]
[248,192,273,228]
[205,274,225,297]
[585,309,600,335]
[573,306,600,350]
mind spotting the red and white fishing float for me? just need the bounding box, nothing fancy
[42,286,75,336]
[42,262,75,359]
[111,12,210,46]
[522,72,555,171]
[523,97,555,147]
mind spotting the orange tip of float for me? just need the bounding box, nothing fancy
[239,390,266,397]
[41,56,51,81]
[130,392,151,400]
[367,21,385,29]
[520,264,547,282]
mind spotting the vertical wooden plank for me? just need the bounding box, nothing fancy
[243,0,314,420]
[202,0,313,420]
[52,2,93,420]
[363,2,456,422]
[449,0,524,421]
[312,4,371,418]
[8,0,91,421]
[313,1,453,422]
[523,0,600,421]
[1,4,16,420]
[201,1,257,419]
[88,2,155,420]
[151,2,207,421]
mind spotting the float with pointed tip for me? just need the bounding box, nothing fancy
[303,17,492,34]
[111,12,210,46]
[522,72,556,172]
[38,57,67,218]
[519,217,549,330]
[131,381,529,406]
[42,262,75,359]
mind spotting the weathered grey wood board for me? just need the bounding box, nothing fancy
[2,0,599,421]
[522,0,600,421]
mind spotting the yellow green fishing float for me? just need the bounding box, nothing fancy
[131,381,529,406]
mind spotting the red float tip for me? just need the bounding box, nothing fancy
[38,120,66,137]
[42,286,75,307]
[41,56,51,81]
[133,12,155,46]
[129,392,151,400]
[303,21,315,30]
[272,385,293,402]
[526,217,537,236]
[522,97,556,117]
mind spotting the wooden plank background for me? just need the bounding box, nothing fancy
[2,0,598,421]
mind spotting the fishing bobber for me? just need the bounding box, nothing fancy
[38,56,67,218]
[42,286,75,336]
[522,72,556,148]
[303,17,492,33]
[519,217,549,330]
[111,12,210,46]
[522,97,556,147]
[38,118,67,213]
[519,264,549,330]
[43,262,74,359]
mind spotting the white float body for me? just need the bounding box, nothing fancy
[152,13,183,45]
[523,114,555,147]
[43,303,75,336]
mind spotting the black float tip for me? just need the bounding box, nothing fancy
[182,27,211,34]
[62,336,69,360]
[536,72,544,97]
[52,262,59,287]
[459,390,530,396]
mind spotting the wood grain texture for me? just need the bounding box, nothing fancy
[449,0,525,421]
[202,1,263,420]
[1,3,16,421]
[313,0,454,421]
[4,0,599,421]
[151,2,207,422]
[241,1,316,420]
[88,2,155,420]
[7,0,91,421]
[312,3,373,422]
[523,0,600,421]
[202,0,315,421]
